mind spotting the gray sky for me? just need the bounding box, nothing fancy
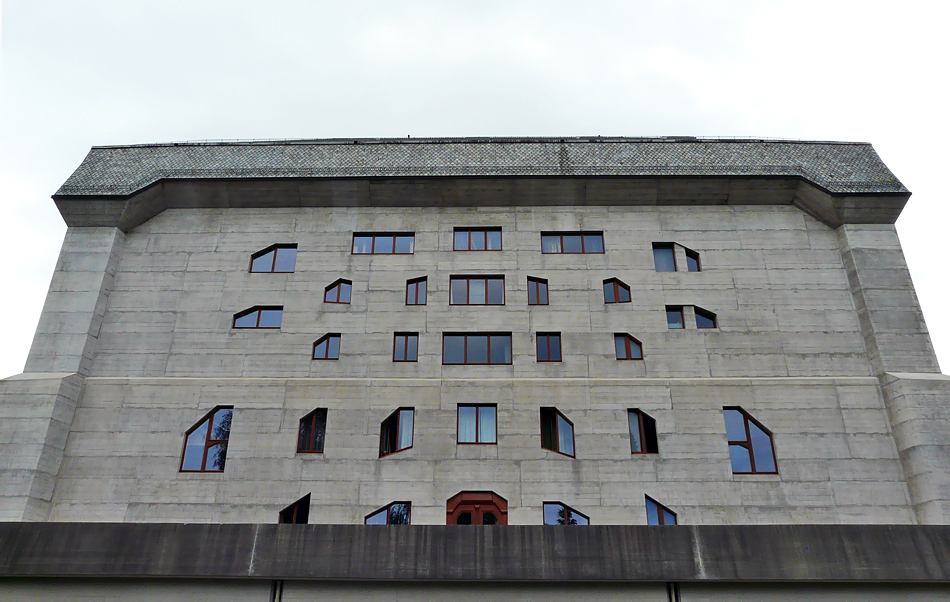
[1,0,948,378]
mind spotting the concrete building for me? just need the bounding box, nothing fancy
[2,137,949,599]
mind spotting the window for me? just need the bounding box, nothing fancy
[323,279,352,304]
[232,306,282,329]
[628,409,659,454]
[543,502,589,525]
[443,334,512,365]
[666,306,684,329]
[527,277,549,305]
[450,276,505,305]
[686,249,701,272]
[454,227,502,251]
[695,307,717,329]
[180,406,232,472]
[279,494,310,524]
[393,333,418,362]
[379,408,414,457]
[541,232,604,254]
[653,243,676,272]
[645,496,677,525]
[297,408,327,453]
[537,333,562,362]
[352,233,414,254]
[458,404,496,444]
[365,502,411,525]
[447,491,508,525]
[406,277,427,305]
[250,244,297,273]
[312,334,341,360]
[724,407,777,474]
[614,333,643,360]
[540,407,575,457]
[603,278,631,303]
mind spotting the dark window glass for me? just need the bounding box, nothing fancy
[394,333,419,362]
[696,307,717,329]
[406,277,427,305]
[615,334,643,360]
[380,408,414,457]
[297,408,327,453]
[279,494,311,524]
[352,234,414,254]
[645,496,677,525]
[540,232,604,254]
[324,279,352,304]
[686,249,701,272]
[312,334,341,360]
[540,407,575,457]
[666,306,684,329]
[250,244,298,273]
[724,407,777,474]
[537,333,562,362]
[232,306,283,329]
[456,512,473,525]
[603,278,631,304]
[468,335,489,363]
[458,404,497,444]
[366,502,411,525]
[543,502,589,525]
[653,243,676,272]
[443,335,465,364]
[482,511,498,525]
[628,409,659,454]
[180,407,232,472]
[442,334,512,365]
[454,228,503,251]
[449,276,505,305]
[527,277,549,305]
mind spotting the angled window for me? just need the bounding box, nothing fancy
[312,334,341,360]
[457,404,497,444]
[685,248,701,272]
[393,333,419,362]
[614,333,643,360]
[297,408,327,454]
[695,307,717,329]
[180,406,232,472]
[443,333,512,365]
[279,494,310,524]
[232,306,283,329]
[406,277,427,305]
[540,407,575,457]
[379,408,414,457]
[454,227,502,251]
[543,502,589,525]
[250,244,297,273]
[645,496,677,525]
[450,276,505,305]
[527,276,549,305]
[724,407,777,474]
[447,491,508,525]
[541,232,604,254]
[352,233,414,255]
[365,502,411,525]
[537,333,562,362]
[324,279,352,304]
[666,306,685,329]
[628,409,659,454]
[653,243,676,272]
[603,278,631,304]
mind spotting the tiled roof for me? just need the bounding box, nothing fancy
[55,137,908,197]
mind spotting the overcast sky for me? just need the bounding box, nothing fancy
[1,0,948,378]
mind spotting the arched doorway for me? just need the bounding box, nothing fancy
[446,491,508,525]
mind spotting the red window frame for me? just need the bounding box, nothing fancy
[603,278,631,304]
[312,333,341,360]
[446,491,508,525]
[645,495,677,525]
[453,227,503,251]
[724,406,778,475]
[324,279,352,304]
[351,233,415,255]
[179,406,233,473]
[249,244,298,273]
[536,333,562,362]
[543,501,590,525]
[279,494,311,524]
[685,248,702,272]
[456,404,497,444]
[406,277,427,305]
[540,232,605,254]
[393,333,419,362]
[379,407,414,457]
[442,333,513,365]
[628,409,659,454]
[540,407,575,458]
[666,306,685,329]
[297,408,327,454]
[527,276,549,305]
[614,333,643,360]
[652,243,677,272]
[449,276,505,305]
[232,306,283,329]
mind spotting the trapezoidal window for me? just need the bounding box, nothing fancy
[724,407,777,474]
[541,232,604,254]
[685,248,701,272]
[312,334,341,360]
[543,502,589,525]
[250,244,297,273]
[393,333,418,362]
[279,494,310,524]
[458,404,496,444]
[297,408,327,453]
[629,409,659,454]
[324,279,352,304]
[527,277,549,305]
[603,278,631,303]
[379,408,414,457]
[695,307,717,329]
[180,406,233,472]
[447,491,508,525]
[537,333,561,362]
[450,276,505,305]
[406,277,427,305]
[352,233,414,254]
[666,306,685,329]
[645,496,677,525]
[653,243,676,272]
[365,502,411,524]
[615,333,643,360]
[232,306,282,329]
[454,227,502,251]
[443,333,512,365]
[540,407,575,457]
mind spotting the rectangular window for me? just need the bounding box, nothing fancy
[666,306,684,329]
[379,408,414,457]
[457,404,497,444]
[312,334,341,360]
[454,227,502,251]
[695,307,717,329]
[393,333,419,362]
[537,333,562,362]
[250,244,298,273]
[645,496,677,525]
[543,502,589,525]
[233,306,283,329]
[628,409,659,454]
[297,408,327,453]
[450,276,505,305]
[527,277,549,305]
[352,233,414,254]
[653,243,676,272]
[540,407,575,457]
[406,277,427,305]
[443,334,512,365]
[541,232,604,254]
[686,249,701,272]
[365,502,411,525]
[279,494,311,524]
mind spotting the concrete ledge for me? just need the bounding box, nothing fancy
[1,523,949,582]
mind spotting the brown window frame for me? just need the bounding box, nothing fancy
[324,279,352,304]
[724,406,778,475]
[543,501,590,525]
[442,333,513,365]
[312,333,341,360]
[603,278,632,304]
[628,409,659,454]
[457,404,497,445]
[279,493,311,524]
[645,495,677,525]
[379,407,414,458]
[685,248,702,272]
[351,233,415,255]
[614,333,643,360]
[453,227,503,251]
[393,332,419,362]
[297,408,328,454]
[447,491,508,525]
[249,243,298,273]
[652,243,677,272]
[536,332,562,362]
[406,277,427,305]
[695,307,718,329]
[540,231,605,254]
[540,407,575,458]
[232,306,283,329]
[365,501,412,525]
[449,275,506,305]
[666,306,685,329]
[179,406,233,473]
[527,276,549,305]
